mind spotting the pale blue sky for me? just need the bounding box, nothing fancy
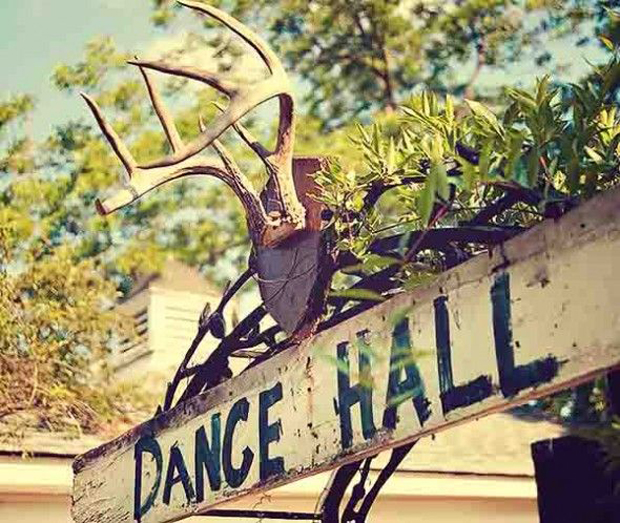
[0,1,610,141]
[0,0,164,138]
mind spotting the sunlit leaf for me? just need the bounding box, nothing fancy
[329,288,386,302]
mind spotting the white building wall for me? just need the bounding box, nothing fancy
[113,283,245,397]
[0,456,539,523]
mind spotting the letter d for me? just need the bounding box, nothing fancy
[134,435,163,522]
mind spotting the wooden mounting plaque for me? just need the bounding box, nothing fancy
[72,187,620,523]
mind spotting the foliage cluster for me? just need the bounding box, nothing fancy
[316,51,620,266]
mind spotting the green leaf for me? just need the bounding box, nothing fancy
[429,133,444,162]
[479,141,493,181]
[465,99,504,137]
[607,133,620,160]
[386,388,425,408]
[585,146,604,164]
[318,354,351,376]
[403,272,437,291]
[503,101,520,126]
[600,35,614,52]
[506,88,537,111]
[433,162,450,200]
[418,171,436,226]
[422,91,430,115]
[526,147,540,187]
[445,94,454,122]
[372,124,382,155]
[340,263,365,275]
[360,254,402,274]
[566,156,580,193]
[357,123,370,143]
[387,137,396,175]
[536,75,551,106]
[419,134,431,158]
[505,132,525,180]
[547,156,559,176]
[457,157,477,191]
[329,288,386,302]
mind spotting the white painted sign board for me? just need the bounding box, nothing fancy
[72,187,620,523]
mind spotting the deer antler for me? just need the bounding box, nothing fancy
[82,0,306,247]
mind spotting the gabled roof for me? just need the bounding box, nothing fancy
[0,413,565,477]
[377,412,565,477]
[123,258,222,302]
[0,430,102,458]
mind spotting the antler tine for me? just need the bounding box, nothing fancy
[128,59,239,97]
[211,101,272,160]
[135,57,184,153]
[131,0,294,170]
[211,139,242,179]
[173,2,301,230]
[81,92,136,176]
[83,95,273,242]
[137,90,280,169]
[210,132,272,241]
[177,0,283,75]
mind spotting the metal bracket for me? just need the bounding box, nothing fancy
[201,509,320,520]
[319,441,417,523]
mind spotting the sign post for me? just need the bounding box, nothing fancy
[72,186,620,523]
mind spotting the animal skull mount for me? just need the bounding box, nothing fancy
[83,0,330,337]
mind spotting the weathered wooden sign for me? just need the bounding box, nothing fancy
[72,186,620,523]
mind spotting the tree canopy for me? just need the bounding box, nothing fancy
[153,0,620,126]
